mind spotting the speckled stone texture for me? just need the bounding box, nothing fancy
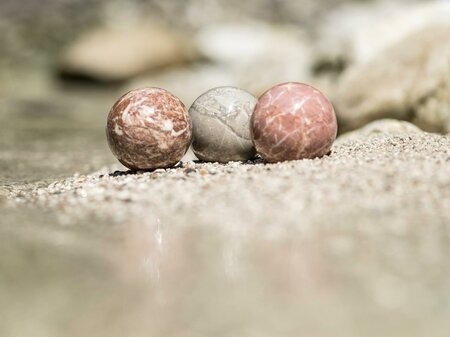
[189,86,257,162]
[251,82,337,162]
[106,87,192,170]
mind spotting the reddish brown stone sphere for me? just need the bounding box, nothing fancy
[250,82,337,162]
[106,87,192,170]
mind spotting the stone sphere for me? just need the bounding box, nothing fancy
[250,82,337,163]
[106,87,192,170]
[189,86,257,162]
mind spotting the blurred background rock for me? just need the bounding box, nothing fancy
[1,0,449,182]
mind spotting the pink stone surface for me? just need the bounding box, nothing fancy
[250,82,337,162]
[106,87,192,170]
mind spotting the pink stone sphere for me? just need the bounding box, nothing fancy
[106,87,192,170]
[250,82,337,162]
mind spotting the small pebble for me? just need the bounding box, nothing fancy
[189,86,257,162]
[106,87,192,170]
[251,82,337,162]
[184,167,196,174]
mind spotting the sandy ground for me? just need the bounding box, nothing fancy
[1,131,450,337]
[9,132,450,230]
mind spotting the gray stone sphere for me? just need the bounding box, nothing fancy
[189,86,257,162]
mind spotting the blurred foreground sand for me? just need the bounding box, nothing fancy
[1,130,449,337]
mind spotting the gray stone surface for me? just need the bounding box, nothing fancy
[189,86,257,162]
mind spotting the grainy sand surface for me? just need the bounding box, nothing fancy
[10,133,450,229]
[2,132,450,337]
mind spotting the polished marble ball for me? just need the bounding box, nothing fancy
[251,82,337,162]
[189,86,257,162]
[106,87,192,170]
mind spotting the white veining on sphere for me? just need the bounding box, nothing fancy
[273,129,298,148]
[121,103,133,124]
[170,122,189,137]
[162,120,173,131]
[140,105,155,116]
[121,96,147,125]
[293,97,308,112]
[251,83,337,162]
[106,87,192,170]
[114,124,123,136]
